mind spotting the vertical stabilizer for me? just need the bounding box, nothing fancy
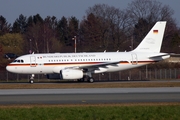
[133,21,166,53]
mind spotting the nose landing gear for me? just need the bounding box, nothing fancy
[29,74,34,84]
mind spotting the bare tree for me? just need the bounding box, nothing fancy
[81,4,129,51]
[43,16,58,53]
[126,0,174,24]
[126,0,177,50]
[25,23,41,53]
[24,15,61,53]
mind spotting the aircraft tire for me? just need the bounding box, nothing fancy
[89,78,94,83]
[29,79,34,84]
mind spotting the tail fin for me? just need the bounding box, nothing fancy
[133,21,166,53]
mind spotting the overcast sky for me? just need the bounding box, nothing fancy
[0,0,179,27]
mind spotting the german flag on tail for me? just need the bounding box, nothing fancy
[153,30,158,34]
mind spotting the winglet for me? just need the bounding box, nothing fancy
[132,21,167,53]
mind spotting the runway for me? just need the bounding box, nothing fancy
[0,87,180,104]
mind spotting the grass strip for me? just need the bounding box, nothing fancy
[0,103,179,120]
[0,81,180,89]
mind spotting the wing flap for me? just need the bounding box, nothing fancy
[79,61,120,69]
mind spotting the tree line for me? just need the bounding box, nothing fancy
[0,0,180,62]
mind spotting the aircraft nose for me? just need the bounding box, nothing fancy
[6,65,14,73]
[6,64,22,74]
[6,65,10,72]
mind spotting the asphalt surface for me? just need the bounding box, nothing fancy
[0,87,180,104]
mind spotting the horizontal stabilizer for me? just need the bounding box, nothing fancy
[148,53,170,59]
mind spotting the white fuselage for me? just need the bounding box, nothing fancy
[6,52,169,74]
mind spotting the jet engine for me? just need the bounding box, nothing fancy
[60,69,83,79]
[47,69,83,80]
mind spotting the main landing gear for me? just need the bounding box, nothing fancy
[86,72,94,83]
[88,77,94,83]
[77,76,94,83]
[29,74,34,84]
[77,70,94,83]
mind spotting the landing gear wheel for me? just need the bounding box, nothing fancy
[85,72,94,83]
[89,78,94,83]
[29,79,34,84]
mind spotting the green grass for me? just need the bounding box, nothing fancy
[0,105,179,120]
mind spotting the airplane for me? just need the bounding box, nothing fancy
[6,21,170,83]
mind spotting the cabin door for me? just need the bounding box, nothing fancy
[30,56,37,67]
[131,53,138,65]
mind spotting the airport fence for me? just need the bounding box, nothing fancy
[0,68,180,82]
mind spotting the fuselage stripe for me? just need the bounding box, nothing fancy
[7,60,157,67]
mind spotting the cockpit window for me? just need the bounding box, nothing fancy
[13,59,24,63]
[13,60,17,62]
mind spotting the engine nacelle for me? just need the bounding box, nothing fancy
[60,69,83,79]
[48,69,83,80]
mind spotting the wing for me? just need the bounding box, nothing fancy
[79,61,120,68]
[53,61,122,74]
